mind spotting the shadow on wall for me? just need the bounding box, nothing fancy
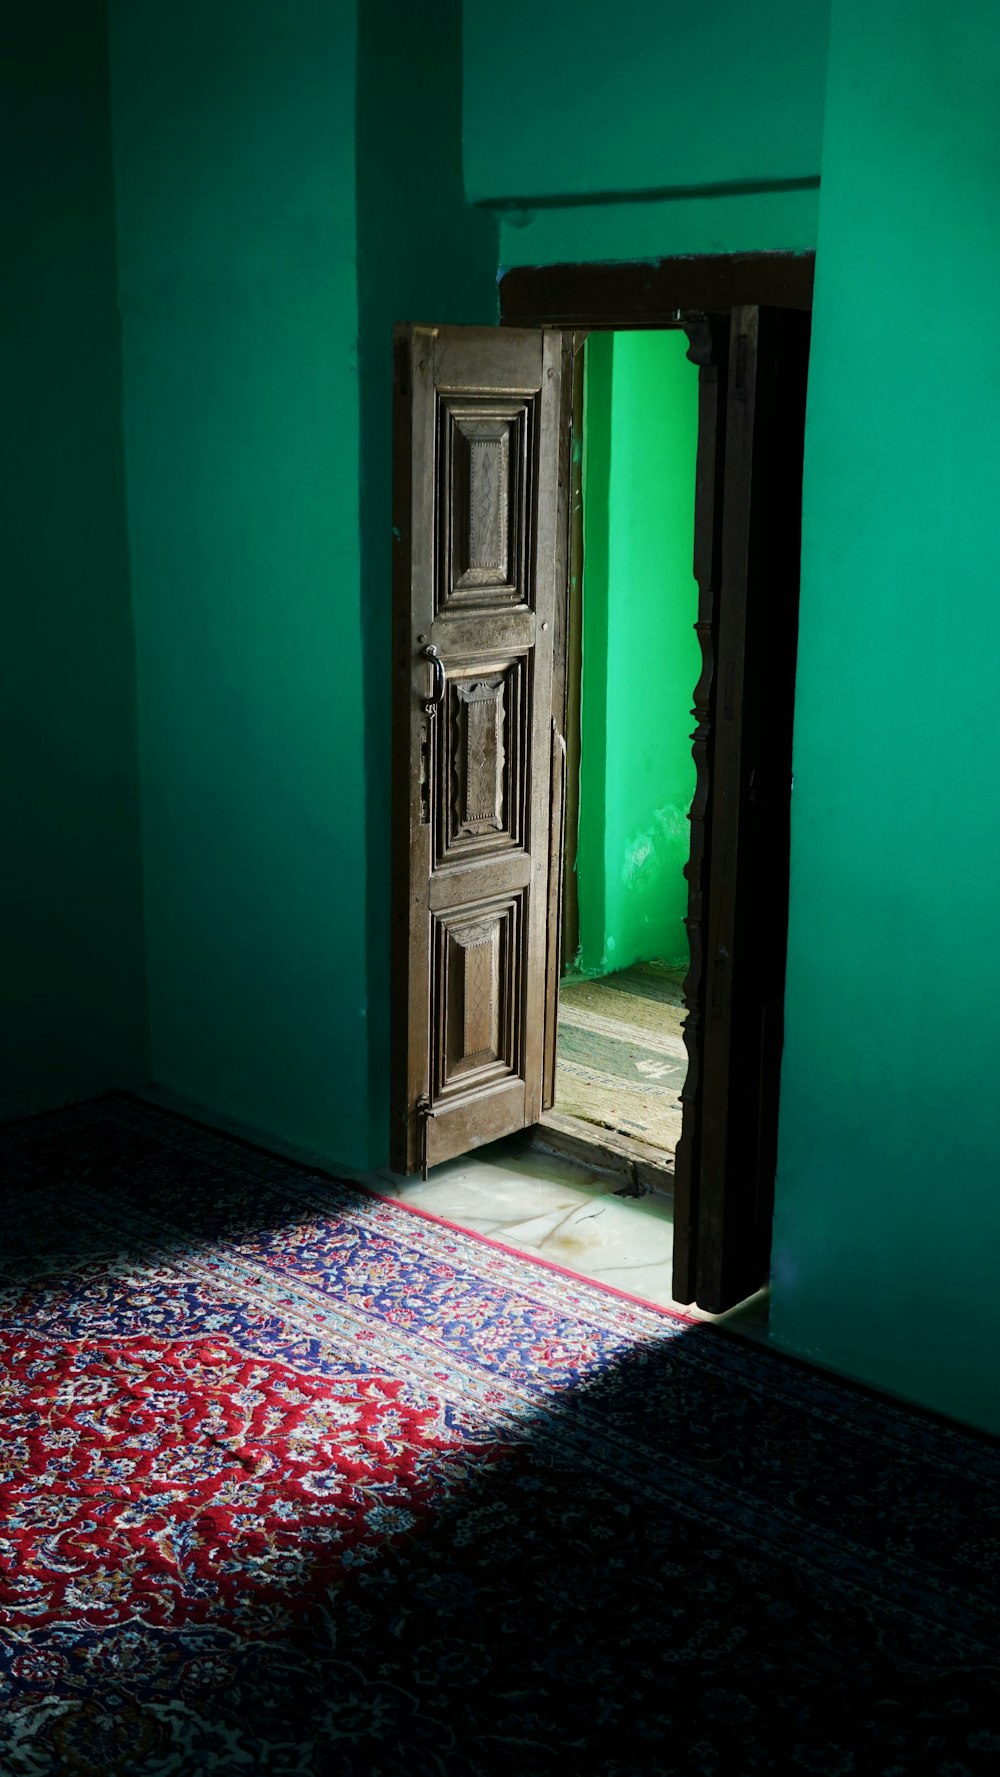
[3,1,147,1117]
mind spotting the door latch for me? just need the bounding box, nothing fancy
[416,1094,436,1181]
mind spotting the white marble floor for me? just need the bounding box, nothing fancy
[143,1083,768,1333]
[370,1139,718,1321]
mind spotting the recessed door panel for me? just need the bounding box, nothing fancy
[435,655,528,867]
[432,893,523,1098]
[437,398,535,611]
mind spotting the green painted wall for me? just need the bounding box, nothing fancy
[355,0,499,1160]
[463,0,829,270]
[13,0,995,1442]
[109,0,369,1164]
[498,188,821,275]
[464,0,829,200]
[771,0,1000,1436]
[466,0,1000,1436]
[1,1,147,1116]
[575,332,699,976]
[108,0,494,1168]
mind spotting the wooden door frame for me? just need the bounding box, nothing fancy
[499,253,814,328]
[500,252,814,1310]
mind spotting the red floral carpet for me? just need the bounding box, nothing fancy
[2,1097,1000,1776]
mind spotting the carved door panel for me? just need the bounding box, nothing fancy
[391,325,569,1175]
[672,305,811,1311]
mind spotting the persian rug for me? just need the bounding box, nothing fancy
[2,1097,1000,1776]
[554,962,687,1154]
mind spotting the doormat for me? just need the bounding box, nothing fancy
[3,1095,1000,1776]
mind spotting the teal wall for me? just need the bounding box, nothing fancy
[109,0,370,1164]
[771,0,1000,1437]
[11,0,1000,1440]
[463,0,829,270]
[575,332,699,976]
[108,0,494,1168]
[1,2,147,1116]
[467,0,1000,1436]
[498,189,821,276]
[464,0,829,199]
[355,0,498,1158]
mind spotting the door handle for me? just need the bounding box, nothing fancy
[422,644,445,715]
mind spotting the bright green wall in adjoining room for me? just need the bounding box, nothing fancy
[574,332,699,979]
[109,0,369,1165]
[771,0,1000,1437]
[1,0,147,1116]
[574,334,612,975]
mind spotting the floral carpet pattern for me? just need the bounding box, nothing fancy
[2,1097,1000,1775]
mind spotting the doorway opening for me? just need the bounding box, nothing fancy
[549,329,699,1184]
[391,256,813,1315]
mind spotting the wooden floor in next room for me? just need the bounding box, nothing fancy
[552,961,687,1162]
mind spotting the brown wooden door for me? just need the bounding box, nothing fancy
[672,305,811,1311]
[391,324,569,1176]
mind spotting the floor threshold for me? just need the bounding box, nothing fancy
[525,1111,674,1200]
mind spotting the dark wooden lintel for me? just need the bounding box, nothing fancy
[499,253,814,328]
